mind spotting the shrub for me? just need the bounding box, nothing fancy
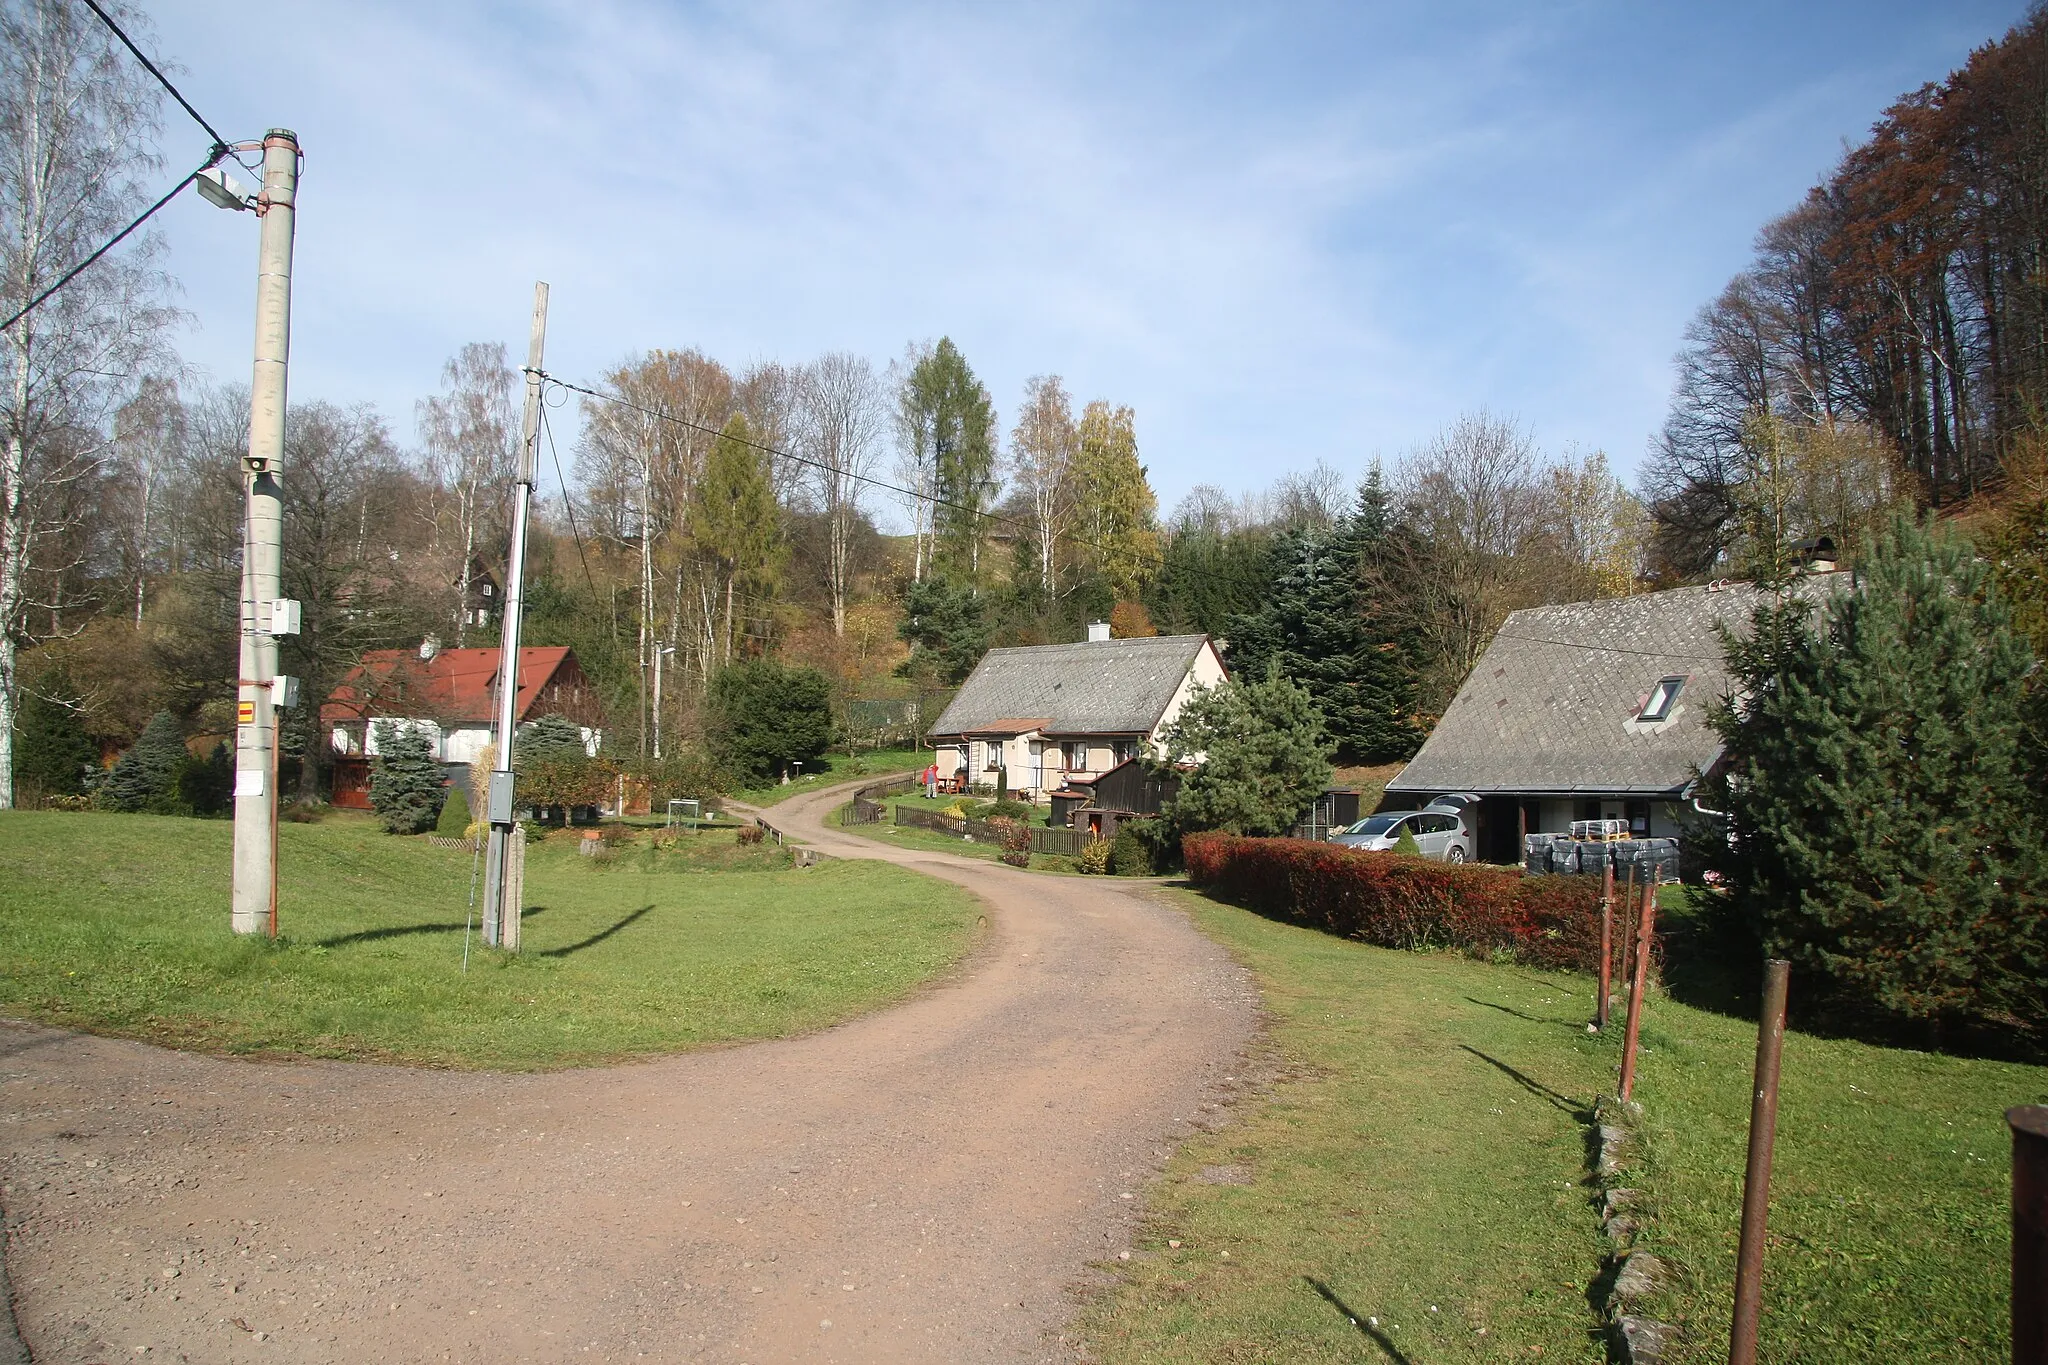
[988,815,1032,868]
[736,823,766,846]
[13,668,95,799]
[178,741,234,817]
[435,782,473,838]
[1077,837,1114,875]
[1183,833,1609,972]
[1392,825,1421,857]
[1111,822,1154,876]
[369,722,444,834]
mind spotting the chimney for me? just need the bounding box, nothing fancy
[1086,621,1111,643]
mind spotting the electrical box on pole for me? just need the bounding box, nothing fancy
[481,282,549,949]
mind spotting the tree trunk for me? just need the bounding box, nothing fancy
[1,343,33,811]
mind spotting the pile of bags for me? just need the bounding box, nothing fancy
[1524,834,1682,882]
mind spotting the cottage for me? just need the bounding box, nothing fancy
[928,625,1227,803]
[1383,574,1847,863]
[322,644,603,809]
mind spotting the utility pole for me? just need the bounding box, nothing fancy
[654,643,674,759]
[232,130,300,936]
[481,282,548,948]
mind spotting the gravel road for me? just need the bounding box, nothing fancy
[0,781,1257,1363]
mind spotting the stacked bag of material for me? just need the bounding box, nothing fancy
[1523,833,1681,882]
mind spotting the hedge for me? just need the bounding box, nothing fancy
[1183,832,1613,973]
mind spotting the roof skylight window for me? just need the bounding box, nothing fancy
[1638,676,1686,722]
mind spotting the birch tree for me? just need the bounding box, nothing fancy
[1,0,173,808]
[416,342,515,645]
[795,352,884,636]
[1008,374,1076,598]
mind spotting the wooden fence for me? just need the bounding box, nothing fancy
[885,803,1094,857]
[845,774,920,826]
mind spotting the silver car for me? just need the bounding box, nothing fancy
[1331,810,1473,862]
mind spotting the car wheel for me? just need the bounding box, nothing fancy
[1446,845,1466,864]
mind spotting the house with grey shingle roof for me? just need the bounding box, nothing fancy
[928,625,1227,798]
[1384,573,1849,863]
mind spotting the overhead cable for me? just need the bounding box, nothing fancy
[0,158,216,335]
[78,0,232,158]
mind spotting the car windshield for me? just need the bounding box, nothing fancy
[1345,815,1404,837]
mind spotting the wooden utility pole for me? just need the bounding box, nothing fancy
[481,282,548,949]
[1729,959,1791,1365]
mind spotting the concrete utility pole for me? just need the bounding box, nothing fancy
[481,281,548,948]
[232,130,300,936]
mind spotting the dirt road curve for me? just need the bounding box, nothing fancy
[0,781,1257,1364]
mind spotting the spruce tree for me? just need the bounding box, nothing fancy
[178,742,234,816]
[435,781,473,837]
[1157,666,1332,838]
[369,722,445,834]
[1709,514,2048,1036]
[97,710,191,814]
[13,669,96,798]
[1226,471,1422,765]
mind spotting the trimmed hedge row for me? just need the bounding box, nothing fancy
[1184,833,1611,973]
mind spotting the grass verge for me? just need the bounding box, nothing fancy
[1084,887,2042,1362]
[0,810,979,1070]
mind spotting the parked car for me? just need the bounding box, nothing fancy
[1331,809,1472,862]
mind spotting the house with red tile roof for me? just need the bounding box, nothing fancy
[321,644,604,809]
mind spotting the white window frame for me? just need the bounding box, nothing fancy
[1638,675,1687,723]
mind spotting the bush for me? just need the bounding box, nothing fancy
[736,823,766,846]
[1183,833,1608,972]
[369,722,444,834]
[1111,823,1155,876]
[13,668,95,799]
[987,815,1032,868]
[178,741,233,816]
[1077,837,1114,875]
[435,782,473,838]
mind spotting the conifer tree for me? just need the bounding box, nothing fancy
[1228,471,1422,765]
[13,668,95,799]
[435,780,473,837]
[1708,514,2047,1035]
[369,721,445,834]
[97,710,190,814]
[1157,667,1332,838]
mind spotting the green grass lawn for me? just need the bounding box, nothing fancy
[832,801,1086,874]
[725,747,929,806]
[0,810,980,1070]
[1083,888,2044,1362]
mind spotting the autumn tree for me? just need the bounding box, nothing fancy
[1072,401,1159,599]
[1009,375,1077,598]
[690,415,780,665]
[898,339,997,582]
[794,352,885,636]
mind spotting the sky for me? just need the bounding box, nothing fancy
[137,0,2027,521]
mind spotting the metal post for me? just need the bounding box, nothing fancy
[231,130,299,936]
[1617,878,1658,1103]
[1597,861,1614,1030]
[1730,959,1792,1365]
[2014,1104,2048,1365]
[481,282,548,948]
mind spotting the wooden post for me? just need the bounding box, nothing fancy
[1616,878,1658,1103]
[1617,862,1638,1008]
[1729,959,1791,1365]
[1597,861,1614,1030]
[2014,1104,2048,1365]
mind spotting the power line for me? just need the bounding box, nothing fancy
[0,158,214,335]
[538,403,601,603]
[538,370,1117,561]
[78,0,232,158]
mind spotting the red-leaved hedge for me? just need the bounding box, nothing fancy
[1183,833,1610,973]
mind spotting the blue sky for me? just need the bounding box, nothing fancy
[143,0,2024,516]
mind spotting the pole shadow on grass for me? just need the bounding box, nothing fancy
[1302,1278,1415,1364]
[538,904,654,958]
[317,905,546,950]
[1463,996,1589,1032]
[1459,1045,1593,1121]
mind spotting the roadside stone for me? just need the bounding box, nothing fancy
[1612,1314,1673,1364]
[1596,1125,1630,1178]
[1610,1250,1664,1302]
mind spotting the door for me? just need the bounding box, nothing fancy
[1416,812,1454,859]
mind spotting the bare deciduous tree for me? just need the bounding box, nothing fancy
[416,342,516,645]
[0,0,173,807]
[1007,374,1077,598]
[795,353,884,636]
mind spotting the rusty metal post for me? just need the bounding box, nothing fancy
[1617,862,1638,1008]
[1597,861,1614,1030]
[1729,959,1791,1365]
[1616,878,1658,1103]
[2013,1104,2048,1365]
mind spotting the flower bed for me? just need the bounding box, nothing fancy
[1183,833,1608,972]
